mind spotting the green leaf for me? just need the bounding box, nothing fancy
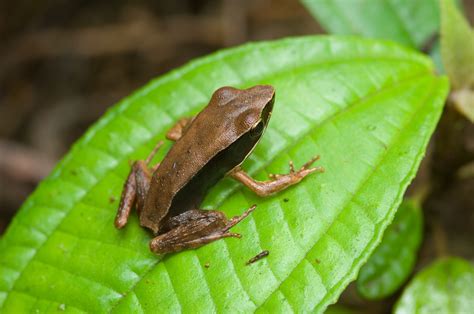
[0,36,448,313]
[440,0,474,122]
[301,0,440,49]
[440,0,474,89]
[394,257,474,313]
[356,199,423,300]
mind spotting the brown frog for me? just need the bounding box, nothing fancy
[115,85,323,254]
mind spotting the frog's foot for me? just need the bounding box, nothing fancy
[223,204,257,232]
[229,156,323,197]
[268,155,324,181]
[149,205,256,254]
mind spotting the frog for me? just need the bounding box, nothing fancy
[114,85,323,254]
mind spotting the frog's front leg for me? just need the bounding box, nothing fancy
[229,156,324,197]
[114,140,163,228]
[149,205,256,254]
[166,116,195,141]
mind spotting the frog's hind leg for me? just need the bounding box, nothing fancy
[115,161,150,228]
[115,141,163,229]
[149,205,256,254]
[229,156,324,197]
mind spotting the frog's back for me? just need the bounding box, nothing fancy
[140,86,274,233]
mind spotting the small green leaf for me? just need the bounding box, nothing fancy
[394,257,474,313]
[356,199,423,300]
[440,0,474,89]
[301,0,440,48]
[0,36,448,312]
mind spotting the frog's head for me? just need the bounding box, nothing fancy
[211,85,275,133]
[245,85,275,127]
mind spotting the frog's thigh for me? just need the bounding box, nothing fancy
[162,209,227,230]
[133,161,153,215]
[166,116,195,141]
[150,209,246,254]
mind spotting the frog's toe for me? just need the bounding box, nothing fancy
[222,232,241,239]
[268,173,282,180]
[298,165,324,178]
[301,155,321,169]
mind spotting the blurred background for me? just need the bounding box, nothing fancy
[2,0,473,234]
